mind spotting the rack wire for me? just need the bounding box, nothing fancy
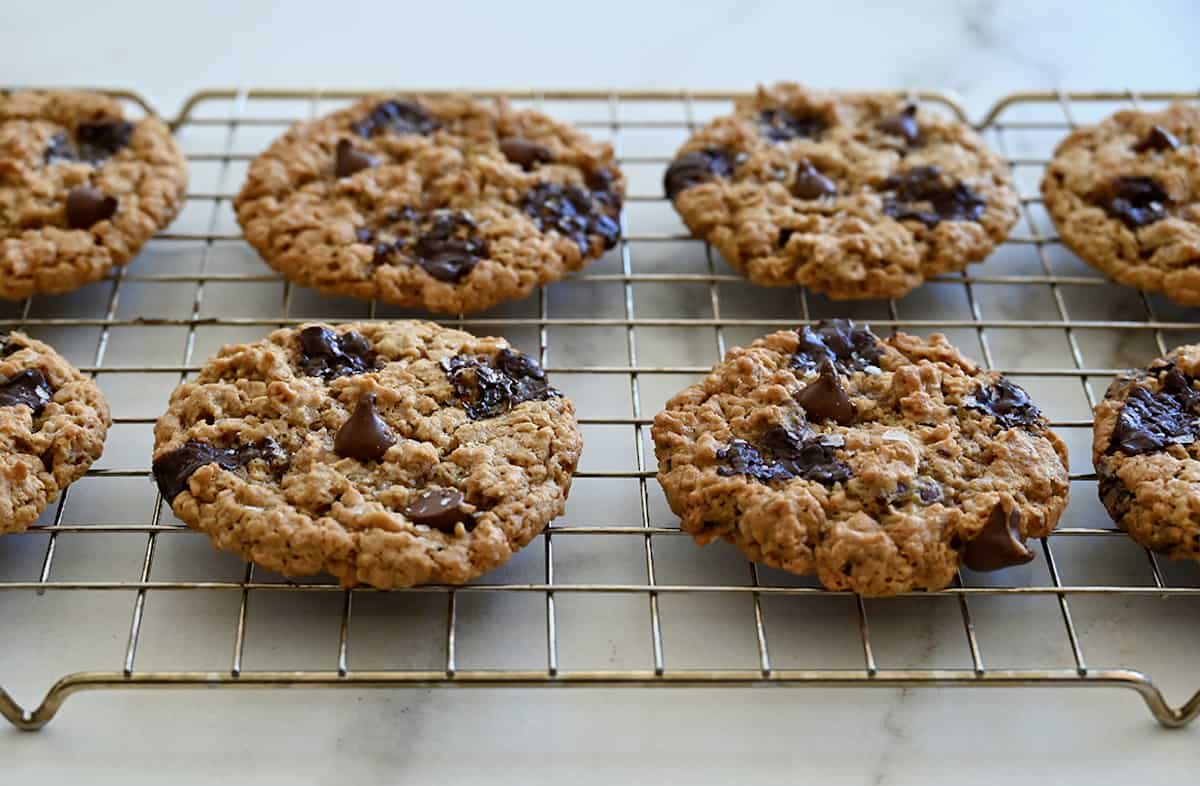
[1,88,1199,731]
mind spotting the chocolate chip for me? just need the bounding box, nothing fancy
[522,181,621,255]
[757,108,826,142]
[877,104,920,146]
[792,160,837,200]
[1097,469,1133,521]
[410,211,486,282]
[0,334,22,357]
[353,99,439,138]
[962,505,1035,572]
[1108,367,1200,455]
[335,139,377,178]
[966,378,1042,430]
[152,438,287,503]
[663,149,735,200]
[404,487,475,533]
[500,137,553,170]
[792,319,882,375]
[1133,125,1180,153]
[880,166,985,228]
[333,393,396,462]
[442,348,559,420]
[1095,176,1169,229]
[43,132,76,163]
[298,326,376,380]
[0,369,53,415]
[717,425,851,486]
[795,361,854,425]
[65,186,117,229]
[917,483,943,504]
[76,120,134,161]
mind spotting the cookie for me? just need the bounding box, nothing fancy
[651,319,1069,596]
[1093,343,1200,560]
[664,83,1019,300]
[151,320,582,588]
[234,94,624,314]
[0,90,188,299]
[0,331,110,532]
[1042,102,1200,304]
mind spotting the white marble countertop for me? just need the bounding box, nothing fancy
[4,1,1200,783]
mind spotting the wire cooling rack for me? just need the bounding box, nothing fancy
[1,87,1199,732]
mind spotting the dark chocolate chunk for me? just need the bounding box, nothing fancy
[65,186,117,229]
[1108,367,1200,455]
[966,378,1042,430]
[152,438,287,503]
[1097,469,1133,521]
[410,210,486,282]
[500,137,553,170]
[1132,125,1180,154]
[757,108,826,142]
[795,361,854,424]
[792,160,837,200]
[44,120,133,164]
[333,393,396,462]
[522,181,621,254]
[298,326,376,380]
[335,139,377,178]
[917,482,943,504]
[1095,176,1169,229]
[717,425,851,486]
[43,132,76,163]
[442,348,559,420]
[877,103,920,146]
[663,149,736,200]
[404,487,476,533]
[880,165,985,227]
[0,369,53,415]
[792,319,882,375]
[962,505,1035,572]
[352,99,439,138]
[0,334,21,357]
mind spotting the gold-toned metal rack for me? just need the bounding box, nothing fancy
[2,87,1199,732]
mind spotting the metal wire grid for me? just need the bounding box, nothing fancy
[1,88,1199,731]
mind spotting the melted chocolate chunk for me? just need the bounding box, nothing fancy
[0,334,22,357]
[44,120,134,164]
[877,104,920,146]
[404,487,476,533]
[334,139,377,178]
[411,211,486,282]
[65,186,118,229]
[717,425,851,486]
[152,438,287,503]
[442,348,559,420]
[334,393,396,461]
[792,160,837,200]
[1097,470,1133,520]
[1133,125,1180,154]
[298,326,376,380]
[881,166,985,228]
[1095,176,1169,229]
[967,378,1042,430]
[917,482,943,504]
[0,369,53,415]
[352,99,439,138]
[962,505,1034,572]
[522,181,621,254]
[500,137,553,170]
[795,361,854,424]
[757,108,826,142]
[663,149,736,200]
[1108,367,1200,455]
[791,319,882,375]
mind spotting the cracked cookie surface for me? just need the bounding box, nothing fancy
[1093,343,1200,560]
[152,320,582,587]
[663,83,1019,300]
[1042,102,1200,305]
[0,91,188,299]
[651,320,1069,596]
[0,331,110,532]
[234,94,624,314]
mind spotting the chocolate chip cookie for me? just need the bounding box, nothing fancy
[235,94,624,314]
[1042,102,1200,304]
[1093,344,1200,560]
[0,331,110,532]
[0,91,188,299]
[151,321,582,588]
[652,320,1069,596]
[664,83,1019,300]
